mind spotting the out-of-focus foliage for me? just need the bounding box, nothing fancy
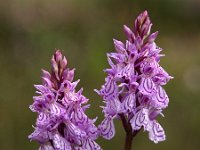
[0,0,200,150]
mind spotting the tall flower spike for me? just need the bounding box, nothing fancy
[29,50,101,150]
[95,10,173,148]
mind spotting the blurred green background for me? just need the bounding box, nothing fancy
[0,0,200,150]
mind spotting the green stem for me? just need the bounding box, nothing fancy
[125,132,134,150]
[119,114,140,150]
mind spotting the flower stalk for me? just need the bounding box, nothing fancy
[125,132,133,150]
[120,114,139,150]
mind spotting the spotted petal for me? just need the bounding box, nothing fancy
[108,52,126,63]
[71,108,89,126]
[97,76,118,100]
[138,78,155,95]
[151,86,169,108]
[50,103,65,117]
[130,108,149,130]
[36,112,51,128]
[122,93,136,112]
[98,116,115,140]
[147,120,166,143]
[39,143,54,150]
[28,127,49,143]
[34,85,49,94]
[153,66,173,85]
[81,139,102,150]
[53,133,72,150]
[64,122,86,140]
[116,63,134,79]
[103,98,122,116]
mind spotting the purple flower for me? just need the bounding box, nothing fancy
[95,11,173,143]
[29,50,101,150]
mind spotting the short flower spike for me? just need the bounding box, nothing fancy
[29,50,101,150]
[95,11,173,144]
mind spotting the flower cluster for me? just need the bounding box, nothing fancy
[96,11,173,143]
[29,50,101,149]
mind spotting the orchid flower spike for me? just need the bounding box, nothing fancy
[95,11,173,145]
[29,50,101,150]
